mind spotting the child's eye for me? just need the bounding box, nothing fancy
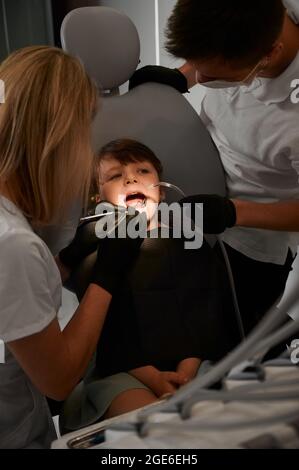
[138,168,150,174]
[109,173,121,181]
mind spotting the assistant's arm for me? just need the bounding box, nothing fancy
[8,284,111,401]
[7,228,143,401]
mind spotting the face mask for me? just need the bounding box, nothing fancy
[197,57,269,89]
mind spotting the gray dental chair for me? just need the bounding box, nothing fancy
[61,6,225,198]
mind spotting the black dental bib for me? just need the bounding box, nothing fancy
[72,228,238,377]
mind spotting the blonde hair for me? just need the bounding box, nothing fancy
[0,46,98,225]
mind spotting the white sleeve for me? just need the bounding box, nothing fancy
[288,135,299,189]
[283,0,299,24]
[0,232,58,343]
[199,95,212,128]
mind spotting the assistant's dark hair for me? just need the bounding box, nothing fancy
[98,138,163,177]
[166,0,285,67]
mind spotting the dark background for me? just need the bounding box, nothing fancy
[0,0,100,62]
[51,0,98,46]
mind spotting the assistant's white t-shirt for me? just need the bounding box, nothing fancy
[200,0,299,265]
[0,196,62,449]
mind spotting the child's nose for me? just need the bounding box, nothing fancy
[125,172,138,185]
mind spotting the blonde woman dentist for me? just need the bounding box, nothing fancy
[0,46,142,449]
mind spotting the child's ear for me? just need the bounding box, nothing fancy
[95,182,102,203]
[160,188,166,202]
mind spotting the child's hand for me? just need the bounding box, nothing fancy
[176,358,202,384]
[129,366,187,399]
[151,371,187,398]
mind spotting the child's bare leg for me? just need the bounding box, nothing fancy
[103,389,158,420]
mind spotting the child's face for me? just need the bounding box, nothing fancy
[98,155,162,224]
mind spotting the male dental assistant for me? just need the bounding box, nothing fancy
[129,0,299,334]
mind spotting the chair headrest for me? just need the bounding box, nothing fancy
[61,7,140,91]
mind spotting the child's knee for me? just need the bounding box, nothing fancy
[104,388,158,419]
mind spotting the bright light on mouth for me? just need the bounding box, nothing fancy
[125,192,147,209]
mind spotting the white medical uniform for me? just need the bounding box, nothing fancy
[201,0,299,265]
[0,196,61,449]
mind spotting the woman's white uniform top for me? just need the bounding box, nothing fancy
[0,196,62,449]
[201,0,299,265]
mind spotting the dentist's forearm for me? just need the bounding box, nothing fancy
[233,199,299,231]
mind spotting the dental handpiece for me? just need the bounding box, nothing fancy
[80,182,186,222]
[80,212,117,223]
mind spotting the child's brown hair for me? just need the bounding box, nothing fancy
[98,138,163,178]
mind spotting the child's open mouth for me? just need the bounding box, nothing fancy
[125,192,147,209]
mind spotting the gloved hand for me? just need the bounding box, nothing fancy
[58,219,100,271]
[59,202,139,271]
[129,65,189,94]
[90,213,144,295]
[179,194,237,234]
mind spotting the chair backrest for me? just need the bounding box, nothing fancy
[61,6,226,199]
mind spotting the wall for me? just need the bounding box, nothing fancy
[0,1,8,61]
[52,0,99,46]
[100,0,205,113]
[0,0,54,61]
[100,0,156,66]
[157,0,205,115]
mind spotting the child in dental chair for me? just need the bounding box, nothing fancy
[60,139,238,433]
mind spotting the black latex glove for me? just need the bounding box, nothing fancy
[58,219,100,271]
[129,65,189,94]
[180,194,237,234]
[59,202,138,271]
[90,213,144,295]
